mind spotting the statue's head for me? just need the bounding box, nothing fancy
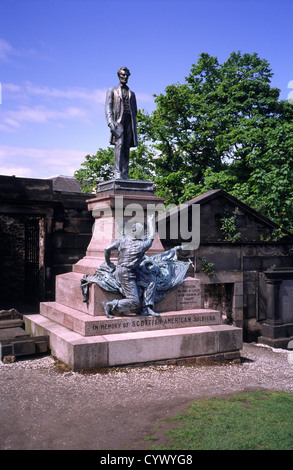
[117,66,131,85]
[125,221,144,240]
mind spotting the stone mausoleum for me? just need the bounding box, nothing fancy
[160,189,293,348]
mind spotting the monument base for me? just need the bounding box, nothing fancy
[23,180,243,370]
[24,273,242,370]
[24,313,242,370]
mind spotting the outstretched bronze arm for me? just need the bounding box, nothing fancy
[104,239,120,271]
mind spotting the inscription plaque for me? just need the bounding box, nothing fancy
[177,280,201,309]
[156,277,201,313]
[83,309,220,336]
[41,301,221,338]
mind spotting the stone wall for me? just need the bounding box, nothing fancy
[160,190,293,342]
[0,175,94,307]
[0,215,26,300]
[195,243,293,341]
[50,191,94,277]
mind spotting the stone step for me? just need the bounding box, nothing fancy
[24,313,242,371]
[40,301,221,337]
[0,334,49,360]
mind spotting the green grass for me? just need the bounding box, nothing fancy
[148,391,293,450]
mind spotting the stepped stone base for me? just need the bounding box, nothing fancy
[23,180,243,371]
[40,302,221,336]
[24,271,242,371]
[24,313,242,371]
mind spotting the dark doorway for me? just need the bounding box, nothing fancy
[24,218,40,302]
[203,283,234,324]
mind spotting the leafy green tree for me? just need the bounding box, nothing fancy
[138,51,293,215]
[195,117,293,230]
[128,140,156,181]
[236,122,293,230]
[75,51,293,231]
[74,147,114,193]
[74,141,156,193]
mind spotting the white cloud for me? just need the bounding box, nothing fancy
[2,117,21,129]
[3,83,22,94]
[24,82,107,104]
[0,78,154,176]
[0,38,14,60]
[3,80,153,106]
[0,165,36,178]
[0,81,108,132]
[1,104,90,131]
[2,83,23,102]
[0,38,37,62]
[0,145,88,178]
[23,83,154,105]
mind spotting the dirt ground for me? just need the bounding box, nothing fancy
[1,342,293,450]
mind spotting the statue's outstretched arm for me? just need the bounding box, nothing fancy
[104,239,120,271]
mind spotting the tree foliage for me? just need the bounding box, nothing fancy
[74,51,293,230]
[138,51,293,229]
[74,141,156,193]
[74,147,114,193]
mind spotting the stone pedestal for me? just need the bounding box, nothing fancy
[258,268,293,348]
[73,179,165,274]
[24,179,242,370]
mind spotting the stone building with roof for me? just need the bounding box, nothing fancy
[159,189,293,347]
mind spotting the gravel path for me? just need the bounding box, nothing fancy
[1,342,293,450]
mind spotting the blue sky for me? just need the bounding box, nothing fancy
[0,0,292,179]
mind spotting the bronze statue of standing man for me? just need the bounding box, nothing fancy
[105,67,138,180]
